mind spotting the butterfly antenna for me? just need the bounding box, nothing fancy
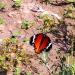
[43,31,46,34]
[31,28,36,35]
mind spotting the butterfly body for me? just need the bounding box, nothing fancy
[30,33,52,54]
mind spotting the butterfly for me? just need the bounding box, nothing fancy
[30,33,52,54]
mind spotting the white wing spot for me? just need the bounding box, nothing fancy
[46,43,52,49]
[32,35,36,43]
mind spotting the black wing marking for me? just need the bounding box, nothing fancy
[30,35,36,46]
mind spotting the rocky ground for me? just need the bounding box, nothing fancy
[0,0,75,75]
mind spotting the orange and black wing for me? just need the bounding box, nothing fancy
[34,33,44,54]
[30,33,52,54]
[39,35,52,52]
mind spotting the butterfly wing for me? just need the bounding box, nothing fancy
[34,33,43,54]
[30,35,34,46]
[30,33,52,54]
[30,35,36,46]
[39,35,52,52]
